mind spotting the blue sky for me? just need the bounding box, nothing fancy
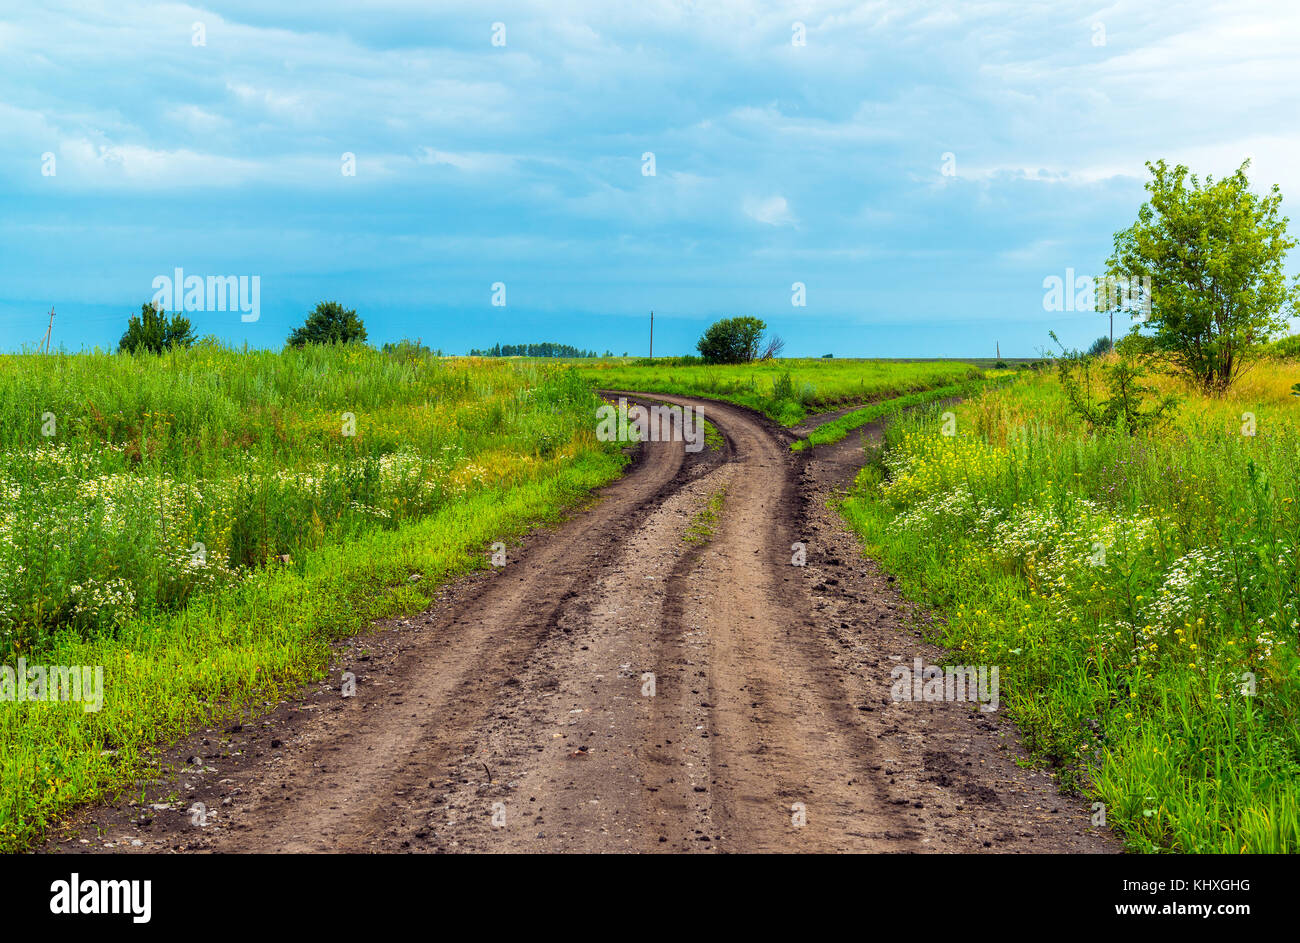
[2,0,1298,356]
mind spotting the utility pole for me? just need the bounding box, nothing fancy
[649,310,653,359]
[40,306,55,353]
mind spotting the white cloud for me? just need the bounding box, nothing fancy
[743,194,796,226]
[999,239,1064,264]
[58,137,274,187]
[165,105,232,137]
[415,148,516,174]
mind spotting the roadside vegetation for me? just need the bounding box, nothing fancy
[792,375,1003,451]
[703,419,723,452]
[0,344,626,851]
[842,360,1300,851]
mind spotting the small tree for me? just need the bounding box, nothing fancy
[759,334,786,360]
[118,302,196,354]
[1106,159,1300,393]
[287,301,367,347]
[1086,335,1113,357]
[697,316,768,364]
[1049,331,1177,434]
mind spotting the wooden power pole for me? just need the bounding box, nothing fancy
[649,310,653,359]
[40,307,55,353]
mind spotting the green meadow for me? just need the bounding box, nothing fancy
[0,344,626,851]
[570,357,983,425]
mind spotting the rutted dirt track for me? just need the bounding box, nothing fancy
[46,394,1119,854]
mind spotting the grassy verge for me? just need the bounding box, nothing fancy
[791,376,1004,451]
[703,419,723,452]
[839,361,1300,852]
[0,345,625,851]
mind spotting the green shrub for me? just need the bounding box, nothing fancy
[118,303,195,354]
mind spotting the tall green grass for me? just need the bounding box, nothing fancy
[840,363,1300,852]
[0,344,625,850]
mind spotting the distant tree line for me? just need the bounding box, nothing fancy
[469,342,605,358]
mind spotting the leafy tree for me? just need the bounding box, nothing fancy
[697,316,768,364]
[118,302,196,354]
[1086,335,1113,357]
[1114,328,1157,359]
[287,301,367,347]
[1105,159,1300,393]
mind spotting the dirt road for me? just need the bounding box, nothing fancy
[47,394,1118,853]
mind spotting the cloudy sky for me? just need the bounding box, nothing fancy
[2,0,1298,356]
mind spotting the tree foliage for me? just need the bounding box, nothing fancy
[118,303,196,354]
[1106,159,1300,393]
[1086,335,1113,357]
[696,316,768,364]
[287,301,367,347]
[1266,334,1300,359]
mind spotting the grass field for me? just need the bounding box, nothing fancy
[570,357,984,425]
[0,345,626,851]
[791,374,1006,451]
[11,343,1291,854]
[841,357,1300,852]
